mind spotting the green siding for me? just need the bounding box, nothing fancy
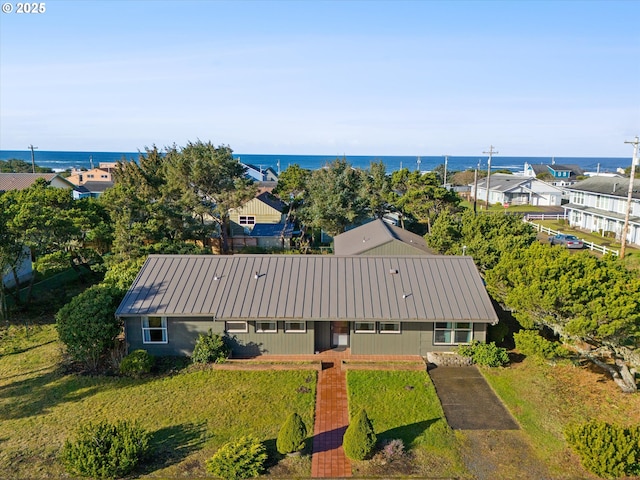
[225,321,315,356]
[124,316,215,356]
[351,322,424,354]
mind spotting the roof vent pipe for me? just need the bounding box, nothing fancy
[389,269,398,275]
[254,271,259,279]
[613,183,618,193]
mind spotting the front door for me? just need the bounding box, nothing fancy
[331,321,350,348]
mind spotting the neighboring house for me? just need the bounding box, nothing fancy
[72,181,114,199]
[522,162,584,187]
[0,173,74,192]
[333,219,435,256]
[563,176,640,247]
[2,246,33,289]
[116,254,498,357]
[67,167,113,186]
[239,162,279,182]
[229,192,286,236]
[472,174,564,207]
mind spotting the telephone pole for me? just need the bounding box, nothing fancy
[483,145,498,210]
[28,144,38,173]
[443,155,449,186]
[620,136,639,259]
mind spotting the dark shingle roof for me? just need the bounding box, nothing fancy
[256,191,285,212]
[116,254,497,323]
[567,176,640,199]
[250,223,294,238]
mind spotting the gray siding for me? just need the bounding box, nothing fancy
[125,316,215,356]
[224,321,315,357]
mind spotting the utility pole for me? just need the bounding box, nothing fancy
[620,136,639,259]
[483,145,498,210]
[443,155,449,186]
[473,158,480,214]
[28,144,38,173]
[416,156,421,172]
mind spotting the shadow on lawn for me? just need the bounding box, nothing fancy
[378,419,440,445]
[139,422,208,474]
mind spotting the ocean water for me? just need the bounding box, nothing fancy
[0,150,631,175]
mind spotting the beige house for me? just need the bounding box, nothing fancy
[67,168,113,186]
[229,192,286,236]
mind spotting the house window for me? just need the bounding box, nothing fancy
[87,174,94,178]
[284,321,306,333]
[434,322,472,345]
[226,321,248,333]
[239,216,255,226]
[256,321,277,333]
[354,322,376,333]
[142,316,167,344]
[379,322,401,334]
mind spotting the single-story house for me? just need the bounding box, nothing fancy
[72,181,114,199]
[0,173,74,192]
[116,254,498,357]
[333,219,435,256]
[472,174,564,206]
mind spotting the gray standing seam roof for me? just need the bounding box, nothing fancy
[116,254,497,323]
[333,219,435,255]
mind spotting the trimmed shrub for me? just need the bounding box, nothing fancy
[457,341,509,367]
[119,349,155,378]
[206,436,267,480]
[191,329,230,364]
[61,420,150,478]
[343,409,377,460]
[514,329,569,361]
[276,412,307,454]
[564,421,640,479]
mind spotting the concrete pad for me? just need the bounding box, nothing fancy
[429,366,519,430]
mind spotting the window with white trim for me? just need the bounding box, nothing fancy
[256,321,277,333]
[142,316,167,344]
[284,321,306,333]
[239,215,255,226]
[226,321,248,333]
[379,322,401,334]
[434,322,472,344]
[354,321,376,333]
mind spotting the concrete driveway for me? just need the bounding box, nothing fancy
[429,366,519,430]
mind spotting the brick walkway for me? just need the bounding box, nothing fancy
[226,349,425,478]
[311,361,352,478]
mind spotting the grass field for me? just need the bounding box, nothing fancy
[0,324,316,478]
[346,370,468,478]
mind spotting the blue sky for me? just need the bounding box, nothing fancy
[1,0,638,156]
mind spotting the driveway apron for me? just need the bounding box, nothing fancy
[429,366,519,430]
[311,362,352,478]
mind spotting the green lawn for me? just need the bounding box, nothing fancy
[346,370,468,478]
[0,325,316,478]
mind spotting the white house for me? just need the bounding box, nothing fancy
[563,177,640,247]
[472,174,564,207]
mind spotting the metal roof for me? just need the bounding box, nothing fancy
[116,254,497,323]
[333,219,435,255]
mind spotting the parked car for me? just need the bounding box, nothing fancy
[549,234,584,249]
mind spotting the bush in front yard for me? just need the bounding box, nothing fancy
[564,421,640,479]
[343,409,377,460]
[61,420,150,478]
[457,341,509,367]
[276,412,307,454]
[206,436,267,480]
[119,349,155,378]
[191,329,230,364]
[513,329,570,361]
